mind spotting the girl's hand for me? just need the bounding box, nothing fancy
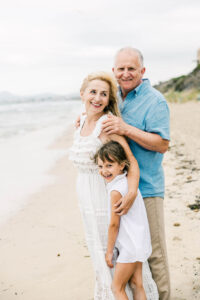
[105,251,114,268]
[114,191,137,215]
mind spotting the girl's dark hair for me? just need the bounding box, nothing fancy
[94,140,130,171]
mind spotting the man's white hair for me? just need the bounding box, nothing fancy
[114,47,144,67]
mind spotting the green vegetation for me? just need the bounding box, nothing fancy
[164,89,200,103]
[192,63,200,74]
[171,75,186,92]
[154,63,200,102]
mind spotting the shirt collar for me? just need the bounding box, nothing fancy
[118,78,150,100]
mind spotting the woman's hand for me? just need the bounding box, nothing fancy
[114,191,137,215]
[105,251,114,268]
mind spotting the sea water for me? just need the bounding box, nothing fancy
[0,97,82,224]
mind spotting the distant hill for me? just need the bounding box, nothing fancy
[0,91,80,104]
[154,64,200,94]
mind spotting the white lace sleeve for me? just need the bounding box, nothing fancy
[93,114,109,138]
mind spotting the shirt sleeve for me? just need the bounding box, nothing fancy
[145,100,170,140]
[109,182,126,198]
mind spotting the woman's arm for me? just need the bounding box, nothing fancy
[99,132,140,215]
[106,190,121,268]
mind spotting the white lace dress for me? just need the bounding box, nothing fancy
[69,114,159,300]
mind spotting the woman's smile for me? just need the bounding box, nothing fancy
[90,101,102,108]
[81,79,110,115]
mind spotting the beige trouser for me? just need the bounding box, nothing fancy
[143,197,171,300]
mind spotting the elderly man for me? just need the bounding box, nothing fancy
[102,47,170,300]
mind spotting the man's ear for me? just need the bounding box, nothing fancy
[112,67,115,73]
[141,67,146,76]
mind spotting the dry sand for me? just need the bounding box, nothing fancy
[0,102,200,300]
[164,102,200,300]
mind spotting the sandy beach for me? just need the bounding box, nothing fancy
[0,102,200,300]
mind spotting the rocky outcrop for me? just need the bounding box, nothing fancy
[154,64,200,93]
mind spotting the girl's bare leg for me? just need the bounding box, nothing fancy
[112,262,137,300]
[129,262,146,300]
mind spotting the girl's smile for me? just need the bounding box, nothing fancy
[97,157,125,183]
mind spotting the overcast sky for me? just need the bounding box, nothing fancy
[0,0,200,95]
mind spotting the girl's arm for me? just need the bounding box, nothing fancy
[106,190,121,268]
[100,132,140,215]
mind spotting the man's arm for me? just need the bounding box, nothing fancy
[102,115,169,153]
[75,112,86,128]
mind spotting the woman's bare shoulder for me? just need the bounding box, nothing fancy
[99,131,111,143]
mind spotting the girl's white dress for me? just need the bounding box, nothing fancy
[69,114,158,300]
[107,172,152,263]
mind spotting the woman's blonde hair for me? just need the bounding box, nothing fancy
[80,71,120,116]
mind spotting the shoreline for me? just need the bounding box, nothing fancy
[0,102,200,299]
[0,125,70,226]
[0,126,94,300]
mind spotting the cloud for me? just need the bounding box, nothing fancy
[0,0,200,94]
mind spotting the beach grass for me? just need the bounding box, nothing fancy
[164,89,200,103]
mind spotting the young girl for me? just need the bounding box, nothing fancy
[95,140,152,300]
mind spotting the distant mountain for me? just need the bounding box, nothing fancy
[0,91,19,102]
[0,91,80,104]
[154,64,200,93]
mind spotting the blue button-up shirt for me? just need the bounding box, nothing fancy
[119,79,170,198]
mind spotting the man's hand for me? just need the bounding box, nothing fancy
[75,115,81,128]
[105,251,114,268]
[114,192,137,215]
[75,112,86,129]
[102,115,128,135]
